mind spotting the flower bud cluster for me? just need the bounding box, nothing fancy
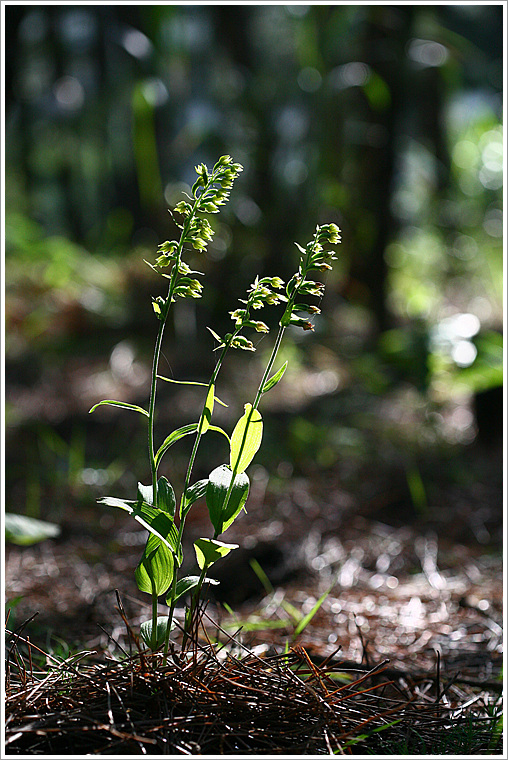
[281,223,341,332]
[149,157,243,317]
[192,156,243,216]
[224,276,286,350]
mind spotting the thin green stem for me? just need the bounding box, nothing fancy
[147,201,199,506]
[182,563,208,649]
[148,321,166,501]
[164,336,234,655]
[151,588,158,651]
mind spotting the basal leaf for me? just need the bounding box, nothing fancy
[229,404,263,474]
[155,424,199,469]
[135,533,174,596]
[206,464,249,536]
[157,476,176,518]
[262,361,288,393]
[140,617,174,650]
[194,538,238,570]
[88,400,149,417]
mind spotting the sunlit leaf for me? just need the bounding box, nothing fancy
[157,376,228,406]
[88,400,149,417]
[206,464,249,536]
[198,384,215,434]
[208,425,230,443]
[194,538,238,570]
[230,404,263,473]
[137,482,153,505]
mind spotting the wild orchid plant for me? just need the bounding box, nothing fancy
[90,156,341,655]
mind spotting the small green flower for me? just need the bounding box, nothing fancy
[289,315,314,331]
[232,336,255,351]
[251,321,269,333]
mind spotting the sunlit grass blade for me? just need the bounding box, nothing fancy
[249,558,274,595]
[293,587,331,637]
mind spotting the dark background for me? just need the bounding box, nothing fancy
[4,5,503,598]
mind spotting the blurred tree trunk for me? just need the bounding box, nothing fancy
[354,6,415,334]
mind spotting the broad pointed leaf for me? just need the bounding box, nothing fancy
[206,464,250,536]
[168,575,220,604]
[140,617,174,650]
[157,476,176,517]
[229,404,263,474]
[135,534,174,596]
[89,400,149,417]
[182,479,208,517]
[194,538,238,570]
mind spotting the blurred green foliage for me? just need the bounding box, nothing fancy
[4,5,503,520]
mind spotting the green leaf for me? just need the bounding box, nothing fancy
[155,423,199,469]
[140,617,174,650]
[198,384,215,434]
[98,497,182,563]
[157,476,176,518]
[168,575,220,604]
[229,404,263,474]
[88,400,149,417]
[262,361,288,393]
[206,464,250,536]
[194,538,238,570]
[135,534,174,596]
[182,479,208,517]
[5,513,60,546]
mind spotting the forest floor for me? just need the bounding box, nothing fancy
[5,436,503,754]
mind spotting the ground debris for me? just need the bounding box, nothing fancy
[5,625,503,756]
